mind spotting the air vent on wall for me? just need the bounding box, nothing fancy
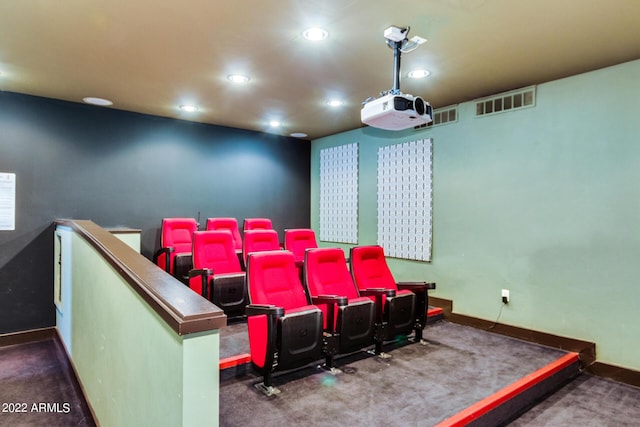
[414,105,458,130]
[475,86,536,117]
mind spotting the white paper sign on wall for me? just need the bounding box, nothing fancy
[0,172,16,231]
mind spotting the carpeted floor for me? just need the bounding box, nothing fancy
[220,318,250,360]
[0,339,95,427]
[219,321,569,427]
[3,322,640,427]
[509,373,640,426]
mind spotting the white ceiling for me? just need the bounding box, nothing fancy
[1,0,639,140]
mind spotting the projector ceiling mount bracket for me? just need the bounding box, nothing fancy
[360,25,432,131]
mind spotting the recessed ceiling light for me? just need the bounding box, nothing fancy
[269,120,281,128]
[179,104,198,112]
[327,99,343,107]
[83,97,113,106]
[227,74,250,84]
[303,27,329,41]
[290,132,308,138]
[408,69,431,79]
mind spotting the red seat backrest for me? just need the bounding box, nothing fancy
[192,230,241,274]
[284,229,318,263]
[162,218,198,253]
[158,218,198,273]
[305,248,359,300]
[350,245,398,291]
[243,218,273,231]
[247,250,309,310]
[206,217,242,251]
[243,229,280,264]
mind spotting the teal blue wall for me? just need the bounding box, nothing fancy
[311,59,640,371]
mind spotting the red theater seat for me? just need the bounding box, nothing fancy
[242,229,281,267]
[153,218,198,284]
[245,250,325,395]
[206,217,244,268]
[243,217,273,231]
[206,217,242,253]
[284,228,318,265]
[188,230,246,318]
[303,248,375,355]
[350,245,436,345]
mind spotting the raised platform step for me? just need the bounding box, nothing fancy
[436,352,580,426]
[218,321,581,426]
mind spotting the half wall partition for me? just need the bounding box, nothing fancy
[54,219,226,427]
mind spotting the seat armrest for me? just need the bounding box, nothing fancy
[212,272,245,280]
[188,268,213,279]
[396,281,436,291]
[358,288,393,324]
[153,246,175,272]
[311,295,348,307]
[359,288,396,298]
[246,304,285,317]
[310,295,347,334]
[187,268,213,298]
[154,246,174,259]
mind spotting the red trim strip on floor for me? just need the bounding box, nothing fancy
[219,353,251,370]
[434,352,579,427]
[427,307,443,317]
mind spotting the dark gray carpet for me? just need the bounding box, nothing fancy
[219,318,250,359]
[219,321,567,427]
[0,339,95,426]
[508,373,640,427]
[5,324,638,426]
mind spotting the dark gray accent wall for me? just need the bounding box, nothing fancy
[0,91,310,334]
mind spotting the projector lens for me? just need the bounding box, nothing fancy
[414,97,426,115]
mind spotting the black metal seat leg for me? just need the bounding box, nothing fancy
[414,322,424,342]
[255,368,281,396]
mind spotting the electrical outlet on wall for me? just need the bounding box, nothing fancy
[501,289,510,304]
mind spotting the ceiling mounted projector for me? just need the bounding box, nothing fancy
[361,26,432,131]
[361,93,432,130]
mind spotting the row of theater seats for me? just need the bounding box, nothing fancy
[152,217,319,316]
[151,217,437,395]
[246,246,436,395]
[153,217,277,276]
